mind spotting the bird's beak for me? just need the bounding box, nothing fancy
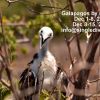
[41,36,50,46]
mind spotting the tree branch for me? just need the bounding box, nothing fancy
[0,79,11,90]
[88,78,100,83]
[0,11,22,100]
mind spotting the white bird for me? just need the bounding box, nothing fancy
[19,26,68,100]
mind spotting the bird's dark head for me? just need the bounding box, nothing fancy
[39,26,53,48]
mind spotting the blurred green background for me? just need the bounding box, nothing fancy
[0,0,86,61]
[0,0,86,38]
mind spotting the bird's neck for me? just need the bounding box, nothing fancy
[40,43,49,57]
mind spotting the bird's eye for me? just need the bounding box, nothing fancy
[40,30,43,36]
[41,30,43,33]
[49,33,52,37]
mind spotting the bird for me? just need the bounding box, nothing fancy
[19,26,68,100]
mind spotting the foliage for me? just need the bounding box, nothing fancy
[40,90,52,100]
[39,89,67,100]
[74,2,86,12]
[21,47,28,55]
[0,0,86,40]
[26,13,62,36]
[0,83,11,100]
[0,25,17,62]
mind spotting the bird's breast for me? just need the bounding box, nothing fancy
[39,54,57,91]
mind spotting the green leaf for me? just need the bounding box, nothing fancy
[0,83,11,100]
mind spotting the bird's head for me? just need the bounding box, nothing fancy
[39,26,53,48]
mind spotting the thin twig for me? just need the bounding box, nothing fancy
[86,90,100,98]
[0,79,11,90]
[5,0,20,6]
[0,12,9,65]
[68,0,82,59]
[75,33,82,59]
[65,36,74,67]
[0,11,21,100]
[0,22,26,26]
[88,78,100,83]
[41,5,63,9]
[27,5,69,15]
[6,0,70,15]
[6,0,19,3]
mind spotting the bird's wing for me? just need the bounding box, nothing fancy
[19,68,39,95]
[27,53,39,66]
[19,53,40,100]
[55,64,68,91]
